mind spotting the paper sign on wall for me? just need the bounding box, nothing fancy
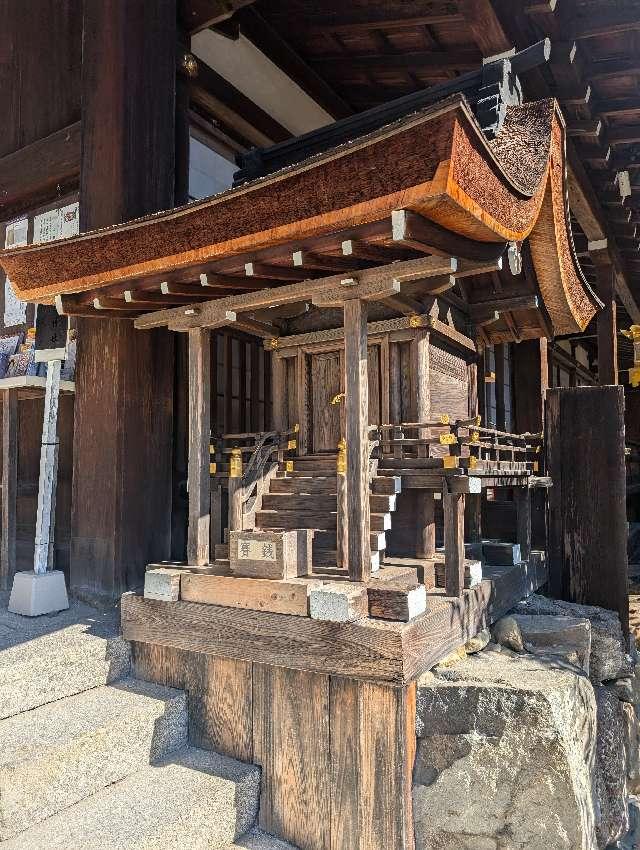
[33,202,79,244]
[4,218,28,327]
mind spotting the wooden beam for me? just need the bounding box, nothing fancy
[245,262,308,281]
[135,256,459,330]
[382,293,426,316]
[312,278,400,308]
[235,7,353,120]
[187,328,211,565]
[343,299,371,583]
[456,0,512,56]
[179,0,256,33]
[234,316,279,338]
[342,239,408,264]
[470,295,539,320]
[391,209,507,263]
[0,122,80,215]
[608,124,640,146]
[292,250,355,273]
[311,49,482,73]
[193,57,290,145]
[589,59,640,83]
[572,9,640,39]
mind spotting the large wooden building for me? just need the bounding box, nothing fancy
[0,2,638,848]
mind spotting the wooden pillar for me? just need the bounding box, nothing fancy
[514,487,531,563]
[343,299,371,582]
[71,0,177,597]
[411,329,435,558]
[443,481,465,597]
[271,354,286,432]
[546,386,628,631]
[33,359,62,573]
[187,329,211,565]
[591,246,618,385]
[336,439,348,569]
[0,390,17,590]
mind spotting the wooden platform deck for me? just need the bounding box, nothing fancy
[122,555,547,686]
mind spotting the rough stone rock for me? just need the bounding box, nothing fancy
[512,613,591,674]
[622,702,640,795]
[414,652,598,850]
[595,685,629,846]
[606,678,635,703]
[618,796,640,850]
[515,594,632,683]
[434,645,467,669]
[491,615,524,652]
[464,628,491,654]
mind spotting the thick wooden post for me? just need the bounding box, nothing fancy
[411,328,436,557]
[0,389,17,589]
[513,338,548,433]
[443,481,465,597]
[71,0,177,596]
[343,299,371,582]
[187,329,211,564]
[591,245,618,385]
[271,353,287,432]
[33,359,62,573]
[546,386,628,631]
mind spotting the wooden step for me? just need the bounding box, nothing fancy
[270,478,338,494]
[314,529,387,552]
[313,548,380,571]
[262,493,336,511]
[371,476,402,495]
[256,509,391,533]
[369,494,396,512]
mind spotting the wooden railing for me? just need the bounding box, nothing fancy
[211,427,299,533]
[370,417,543,474]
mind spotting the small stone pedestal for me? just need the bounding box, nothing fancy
[8,570,69,616]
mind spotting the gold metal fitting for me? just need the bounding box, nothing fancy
[470,431,480,444]
[439,432,457,445]
[209,462,217,474]
[268,338,279,350]
[439,413,450,425]
[467,455,478,469]
[474,415,481,426]
[337,438,347,474]
[621,325,640,342]
[443,456,458,469]
[293,423,300,433]
[330,392,345,405]
[409,314,424,328]
[179,52,199,78]
[229,448,243,478]
[285,460,294,473]
[287,439,297,450]
[630,365,640,388]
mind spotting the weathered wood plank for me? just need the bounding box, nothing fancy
[180,571,310,616]
[254,665,330,850]
[443,486,465,597]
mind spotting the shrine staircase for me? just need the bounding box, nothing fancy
[253,453,402,572]
[0,596,295,850]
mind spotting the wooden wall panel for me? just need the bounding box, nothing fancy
[429,344,469,420]
[254,664,331,850]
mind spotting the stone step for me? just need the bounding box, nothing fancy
[0,604,130,720]
[228,831,298,850]
[0,678,187,840]
[2,747,261,850]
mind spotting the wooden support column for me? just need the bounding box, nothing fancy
[591,244,618,385]
[443,480,465,597]
[343,299,371,582]
[411,328,436,558]
[187,329,211,565]
[513,338,548,433]
[71,0,177,597]
[0,390,17,590]
[514,487,531,563]
[271,353,286,432]
[33,359,62,573]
